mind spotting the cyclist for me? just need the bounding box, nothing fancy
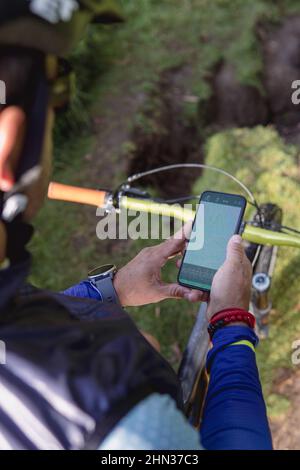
[0,1,272,450]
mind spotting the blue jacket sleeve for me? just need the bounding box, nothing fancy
[200,326,273,450]
[63,281,102,301]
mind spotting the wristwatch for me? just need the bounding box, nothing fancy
[88,264,120,305]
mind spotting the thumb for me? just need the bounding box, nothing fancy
[226,235,244,263]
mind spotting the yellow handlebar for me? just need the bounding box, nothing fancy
[120,197,195,222]
[121,196,300,248]
[243,224,300,248]
[48,182,300,249]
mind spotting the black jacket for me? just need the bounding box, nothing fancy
[0,258,182,450]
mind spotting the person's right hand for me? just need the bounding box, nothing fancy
[207,235,252,321]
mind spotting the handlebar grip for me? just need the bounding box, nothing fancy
[48,182,108,208]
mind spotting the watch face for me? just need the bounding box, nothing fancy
[88,264,116,279]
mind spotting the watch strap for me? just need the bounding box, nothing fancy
[92,275,120,305]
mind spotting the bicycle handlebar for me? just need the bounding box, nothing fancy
[48,182,300,249]
[48,182,108,208]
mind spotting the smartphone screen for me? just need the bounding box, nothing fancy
[178,191,246,292]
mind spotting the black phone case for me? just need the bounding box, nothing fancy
[177,190,247,292]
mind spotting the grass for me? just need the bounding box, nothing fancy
[30,0,300,415]
[30,136,96,290]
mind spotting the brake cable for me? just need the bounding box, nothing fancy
[280,225,300,236]
[124,163,265,227]
[126,163,257,205]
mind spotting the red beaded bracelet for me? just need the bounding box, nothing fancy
[208,308,256,339]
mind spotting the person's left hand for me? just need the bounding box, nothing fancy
[113,225,208,307]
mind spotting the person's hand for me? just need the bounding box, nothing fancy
[113,226,208,307]
[206,235,252,321]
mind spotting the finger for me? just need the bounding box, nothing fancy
[226,235,245,264]
[176,258,182,269]
[154,238,184,263]
[159,283,209,303]
[178,221,193,241]
[158,222,192,260]
[167,251,182,261]
[159,282,193,300]
[184,289,209,303]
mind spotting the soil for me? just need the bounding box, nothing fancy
[262,16,300,145]
[80,66,205,259]
[80,78,147,258]
[270,368,300,450]
[127,67,204,198]
[204,61,269,129]
[204,16,300,144]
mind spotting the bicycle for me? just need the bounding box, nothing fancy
[47,163,300,429]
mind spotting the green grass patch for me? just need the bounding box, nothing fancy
[29,136,96,290]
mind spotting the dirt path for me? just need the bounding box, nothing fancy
[77,65,204,261]
[270,368,300,450]
[78,81,145,260]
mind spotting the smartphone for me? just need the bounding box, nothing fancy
[178,191,247,292]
